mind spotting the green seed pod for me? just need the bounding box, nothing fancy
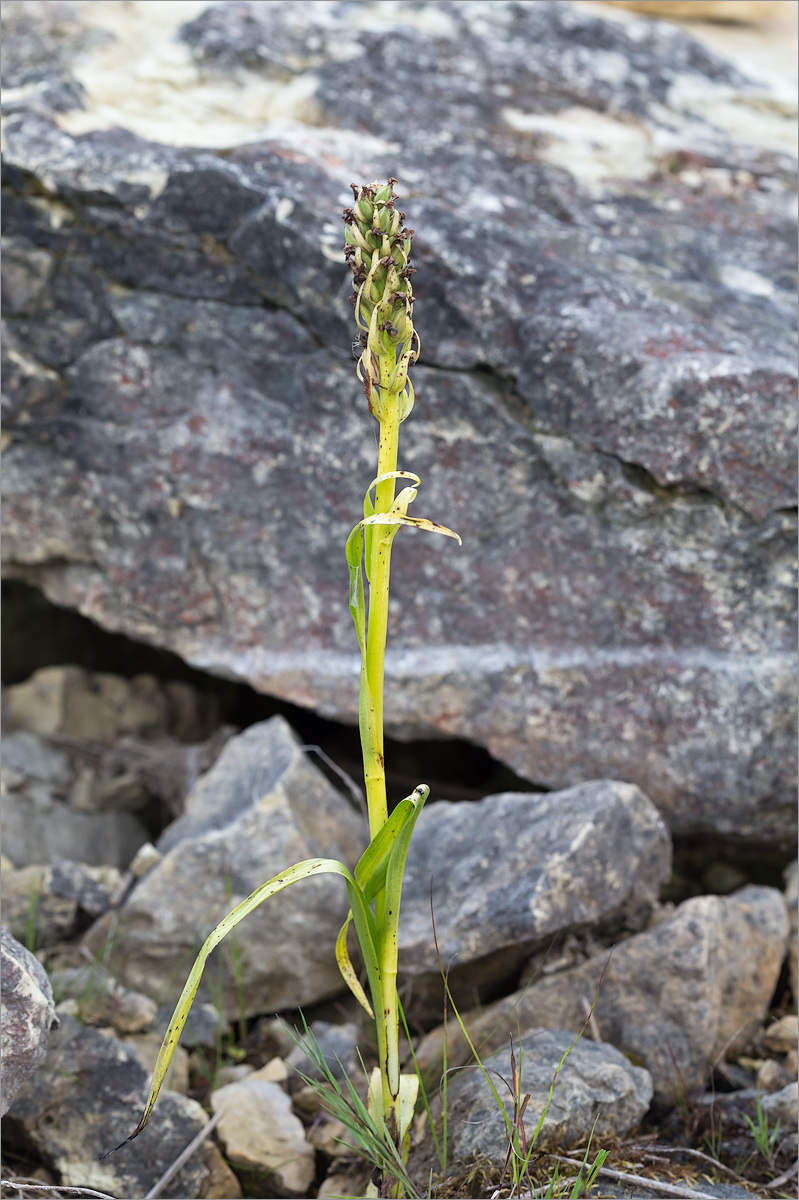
[373,180,395,204]
[355,198,374,224]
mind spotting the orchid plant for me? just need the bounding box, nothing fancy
[109,179,460,1197]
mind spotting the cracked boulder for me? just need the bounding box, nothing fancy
[3,1014,210,1198]
[1,0,795,841]
[83,716,367,1017]
[396,779,671,1012]
[414,884,790,1104]
[1,927,58,1115]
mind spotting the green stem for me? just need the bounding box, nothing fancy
[363,412,400,839]
[361,404,404,1165]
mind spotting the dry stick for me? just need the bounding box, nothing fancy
[0,1185,118,1200]
[552,1156,727,1200]
[298,744,367,819]
[765,1157,799,1190]
[142,1111,222,1200]
[626,1143,754,1183]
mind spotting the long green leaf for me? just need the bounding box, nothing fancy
[102,857,377,1156]
[335,788,427,1015]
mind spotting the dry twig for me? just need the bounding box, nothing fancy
[1,1183,118,1200]
[626,1142,754,1183]
[764,1157,799,1190]
[552,1155,729,1200]
[142,1110,222,1199]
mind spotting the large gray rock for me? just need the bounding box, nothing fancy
[428,1028,652,1165]
[0,787,149,869]
[0,926,58,1115]
[1,1,795,841]
[414,884,790,1104]
[397,781,671,997]
[4,1014,209,1198]
[84,716,367,1017]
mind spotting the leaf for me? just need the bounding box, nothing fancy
[355,786,426,898]
[336,912,374,1018]
[335,787,428,1016]
[362,512,462,544]
[364,471,421,506]
[102,857,380,1157]
[345,524,367,655]
[362,471,424,579]
[391,485,419,515]
[380,786,429,962]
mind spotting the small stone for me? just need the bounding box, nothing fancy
[736,1056,762,1073]
[68,764,148,813]
[399,781,670,1004]
[292,1083,327,1115]
[756,1058,788,1093]
[309,1115,350,1158]
[3,666,172,742]
[152,1000,226,1050]
[49,858,122,916]
[49,965,158,1033]
[253,1056,290,1086]
[1,862,78,947]
[216,1062,253,1087]
[762,1014,799,1055]
[318,1169,368,1199]
[198,1143,243,1199]
[761,1082,799,1131]
[252,1015,300,1060]
[129,841,163,878]
[29,1167,58,1187]
[1,732,71,791]
[211,1075,315,1197]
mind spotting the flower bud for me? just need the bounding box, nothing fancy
[345,180,417,425]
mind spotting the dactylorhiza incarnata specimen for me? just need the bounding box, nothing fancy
[106,179,460,1197]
